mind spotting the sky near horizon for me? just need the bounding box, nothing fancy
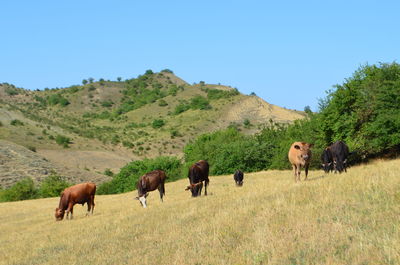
[1,1,399,111]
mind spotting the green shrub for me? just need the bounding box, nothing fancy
[190,95,211,110]
[101,100,113,108]
[47,94,70,106]
[207,88,239,100]
[38,175,71,198]
[158,99,168,106]
[0,178,38,202]
[27,146,37,152]
[173,103,190,115]
[152,119,165,128]
[10,119,24,126]
[5,87,19,96]
[104,168,114,177]
[55,135,71,148]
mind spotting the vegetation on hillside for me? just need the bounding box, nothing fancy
[0,175,71,202]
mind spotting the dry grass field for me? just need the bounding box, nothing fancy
[1,159,399,265]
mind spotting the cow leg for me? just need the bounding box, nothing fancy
[91,196,95,215]
[158,184,165,202]
[204,179,209,196]
[292,165,297,182]
[86,201,91,216]
[69,207,74,220]
[297,167,301,182]
[198,182,203,196]
[304,164,309,181]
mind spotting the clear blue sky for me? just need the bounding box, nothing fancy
[1,1,399,111]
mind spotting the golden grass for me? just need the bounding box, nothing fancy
[1,159,399,265]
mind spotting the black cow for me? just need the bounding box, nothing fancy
[233,170,244,186]
[321,147,333,173]
[330,141,349,173]
[185,160,209,197]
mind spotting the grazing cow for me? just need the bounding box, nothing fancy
[185,160,209,197]
[135,170,166,208]
[330,141,349,173]
[321,147,333,173]
[233,170,244,186]
[55,182,96,221]
[288,142,313,182]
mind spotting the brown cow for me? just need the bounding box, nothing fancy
[288,142,313,182]
[135,170,166,208]
[55,182,96,221]
[185,160,209,197]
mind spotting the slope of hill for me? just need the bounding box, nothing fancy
[0,71,305,187]
[0,159,398,264]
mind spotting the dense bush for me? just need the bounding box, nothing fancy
[206,88,239,100]
[0,175,72,202]
[55,135,71,148]
[97,156,183,194]
[0,178,38,202]
[47,94,70,106]
[173,102,191,115]
[38,175,71,198]
[10,119,24,126]
[152,119,165,128]
[190,95,211,110]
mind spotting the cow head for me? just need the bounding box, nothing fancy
[185,182,203,197]
[333,158,347,173]
[321,148,333,173]
[294,142,313,161]
[135,193,149,208]
[235,180,243,186]
[55,208,65,221]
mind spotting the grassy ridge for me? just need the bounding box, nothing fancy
[1,159,399,264]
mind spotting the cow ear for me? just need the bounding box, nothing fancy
[55,208,58,211]
[309,143,314,148]
[294,145,301,150]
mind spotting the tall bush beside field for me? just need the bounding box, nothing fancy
[97,156,183,195]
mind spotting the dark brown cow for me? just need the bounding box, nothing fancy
[185,160,209,197]
[135,170,166,208]
[55,182,96,221]
[288,142,313,182]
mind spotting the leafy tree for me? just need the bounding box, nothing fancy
[88,77,94,83]
[117,77,122,82]
[82,79,88,85]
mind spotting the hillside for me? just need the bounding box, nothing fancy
[0,71,305,187]
[0,159,398,264]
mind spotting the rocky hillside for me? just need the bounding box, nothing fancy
[0,70,305,187]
